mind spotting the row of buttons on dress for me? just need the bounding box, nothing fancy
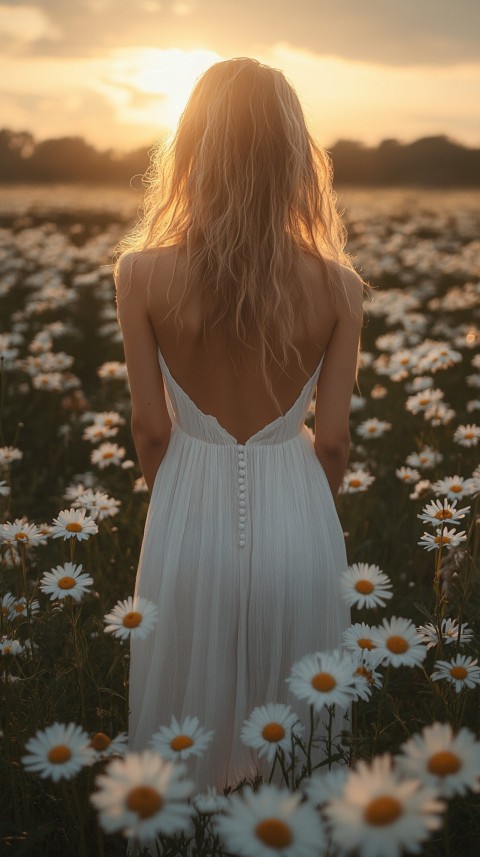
[237,444,247,547]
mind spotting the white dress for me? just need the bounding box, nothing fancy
[128,344,351,794]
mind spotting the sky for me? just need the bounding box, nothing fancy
[1,0,479,151]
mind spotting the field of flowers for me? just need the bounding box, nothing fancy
[0,184,479,857]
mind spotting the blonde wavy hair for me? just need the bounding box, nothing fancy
[115,57,366,406]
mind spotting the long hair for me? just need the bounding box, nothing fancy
[115,57,367,408]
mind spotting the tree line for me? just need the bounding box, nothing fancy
[1,128,479,186]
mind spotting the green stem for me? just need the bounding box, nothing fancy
[306,705,315,777]
[19,543,37,674]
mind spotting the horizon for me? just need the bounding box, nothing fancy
[1,1,479,151]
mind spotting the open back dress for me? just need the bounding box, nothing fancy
[127,341,351,793]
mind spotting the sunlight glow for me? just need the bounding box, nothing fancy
[105,47,222,133]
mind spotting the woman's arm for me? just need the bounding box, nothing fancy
[314,267,364,498]
[115,253,172,493]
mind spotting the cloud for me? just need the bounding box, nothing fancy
[0,0,479,66]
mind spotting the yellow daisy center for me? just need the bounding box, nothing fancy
[102,452,114,459]
[386,635,409,654]
[262,723,286,742]
[434,535,451,544]
[126,785,163,819]
[450,666,468,680]
[66,522,83,532]
[3,645,12,654]
[90,732,111,751]
[419,397,429,405]
[355,579,374,595]
[435,510,452,520]
[463,432,474,439]
[170,735,193,752]
[311,672,336,693]
[349,478,362,488]
[48,744,72,764]
[357,637,375,650]
[428,750,462,777]
[123,611,142,628]
[368,426,377,433]
[14,531,28,540]
[364,795,403,826]
[450,485,462,493]
[58,576,76,590]
[355,665,374,684]
[14,604,25,613]
[255,819,293,849]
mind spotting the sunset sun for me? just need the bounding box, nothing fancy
[104,47,222,134]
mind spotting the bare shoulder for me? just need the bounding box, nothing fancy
[115,246,178,301]
[298,249,364,321]
[333,261,364,322]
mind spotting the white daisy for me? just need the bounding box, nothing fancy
[424,401,456,426]
[150,715,214,761]
[193,786,229,815]
[0,637,23,656]
[431,654,480,693]
[215,783,326,857]
[0,519,45,546]
[372,617,427,668]
[432,475,476,500]
[453,424,480,447]
[133,476,149,493]
[405,388,444,415]
[1,592,16,619]
[342,623,385,668]
[50,508,98,541]
[91,410,126,428]
[286,649,358,712]
[324,754,444,857]
[73,489,121,521]
[406,446,442,470]
[395,466,420,484]
[90,750,194,841]
[409,479,432,501]
[418,527,468,551]
[350,394,367,413]
[417,498,470,527]
[0,446,23,467]
[351,652,384,695]
[340,563,393,609]
[304,766,349,806]
[39,562,94,602]
[241,703,304,763]
[0,480,11,496]
[8,596,40,620]
[340,468,375,493]
[416,618,474,650]
[91,442,126,469]
[89,731,128,761]
[356,419,392,439]
[103,595,159,641]
[398,722,480,798]
[97,361,128,381]
[21,722,94,781]
[83,423,119,443]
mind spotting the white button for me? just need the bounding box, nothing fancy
[239,524,245,531]
[239,500,246,509]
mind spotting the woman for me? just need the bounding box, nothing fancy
[115,57,366,796]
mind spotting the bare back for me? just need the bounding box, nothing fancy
[142,247,342,445]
